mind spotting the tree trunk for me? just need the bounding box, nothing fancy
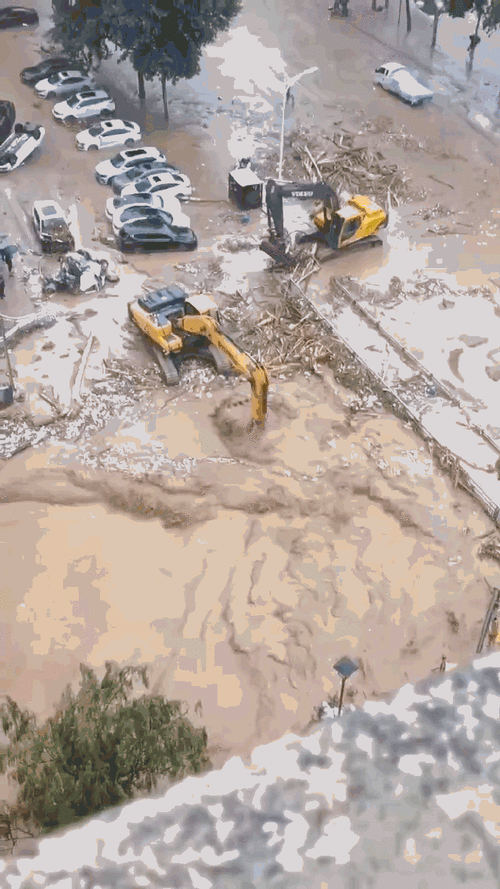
[137,70,145,101]
[431,10,440,49]
[161,73,169,124]
[467,10,483,77]
[405,0,411,33]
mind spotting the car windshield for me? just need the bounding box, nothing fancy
[88,126,101,136]
[66,94,79,107]
[47,73,60,84]
[110,156,125,167]
[44,219,68,234]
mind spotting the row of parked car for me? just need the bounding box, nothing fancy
[18,55,198,254]
[95,148,196,252]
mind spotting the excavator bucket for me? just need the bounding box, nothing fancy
[259,238,296,267]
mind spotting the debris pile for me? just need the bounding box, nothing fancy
[0,308,63,345]
[291,129,416,206]
[42,250,119,296]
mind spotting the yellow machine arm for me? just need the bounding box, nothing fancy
[178,314,269,427]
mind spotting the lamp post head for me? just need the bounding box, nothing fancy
[333,656,359,679]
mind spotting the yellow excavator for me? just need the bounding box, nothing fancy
[128,284,268,427]
[260,178,387,266]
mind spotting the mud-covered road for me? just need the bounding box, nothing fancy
[2,0,500,793]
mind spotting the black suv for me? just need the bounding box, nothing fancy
[117,217,197,253]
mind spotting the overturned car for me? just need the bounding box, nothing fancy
[42,248,119,294]
[0,122,44,172]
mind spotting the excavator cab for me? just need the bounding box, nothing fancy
[314,194,387,251]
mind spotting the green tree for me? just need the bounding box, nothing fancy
[50,0,242,121]
[0,663,209,834]
[50,0,111,69]
[115,0,242,121]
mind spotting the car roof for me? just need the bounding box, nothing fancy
[58,70,88,79]
[380,62,406,74]
[33,200,65,216]
[74,89,109,100]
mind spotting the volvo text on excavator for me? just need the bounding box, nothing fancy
[259,178,387,266]
[128,284,269,427]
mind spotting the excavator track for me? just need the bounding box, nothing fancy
[153,347,180,386]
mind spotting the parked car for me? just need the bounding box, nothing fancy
[121,171,192,201]
[0,123,44,172]
[35,70,95,100]
[374,63,433,105]
[21,57,72,86]
[52,89,115,125]
[112,204,191,235]
[0,100,15,145]
[0,6,38,28]
[76,119,141,151]
[105,191,184,220]
[94,147,167,185]
[111,160,181,194]
[32,200,75,253]
[117,217,197,252]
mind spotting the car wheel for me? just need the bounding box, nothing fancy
[88,144,98,151]
[125,139,134,147]
[66,116,77,126]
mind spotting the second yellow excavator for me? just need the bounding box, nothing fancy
[128,284,268,427]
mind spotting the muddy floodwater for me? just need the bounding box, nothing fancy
[2,0,500,824]
[2,367,499,772]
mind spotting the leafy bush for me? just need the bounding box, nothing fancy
[0,663,209,835]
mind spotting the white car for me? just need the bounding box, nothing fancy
[0,122,44,172]
[35,70,95,99]
[53,90,115,125]
[32,200,74,252]
[374,63,433,105]
[76,119,141,151]
[95,147,167,185]
[106,192,165,220]
[111,200,190,235]
[121,171,192,201]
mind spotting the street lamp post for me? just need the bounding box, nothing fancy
[277,66,318,182]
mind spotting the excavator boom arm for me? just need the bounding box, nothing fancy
[177,314,269,426]
[265,178,339,239]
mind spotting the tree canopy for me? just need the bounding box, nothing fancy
[0,663,209,837]
[50,0,242,119]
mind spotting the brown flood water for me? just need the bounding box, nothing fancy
[2,0,500,821]
[1,367,499,773]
